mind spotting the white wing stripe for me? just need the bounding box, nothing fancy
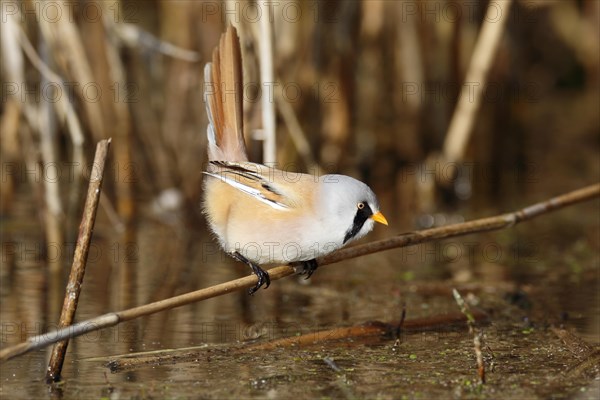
[203,172,290,211]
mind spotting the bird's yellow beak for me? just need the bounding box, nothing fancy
[371,211,388,226]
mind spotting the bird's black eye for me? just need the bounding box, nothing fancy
[357,202,365,210]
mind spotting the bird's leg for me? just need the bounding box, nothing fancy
[231,251,271,295]
[297,259,319,279]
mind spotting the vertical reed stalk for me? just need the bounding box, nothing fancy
[46,139,112,383]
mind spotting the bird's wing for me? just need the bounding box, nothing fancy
[204,161,303,211]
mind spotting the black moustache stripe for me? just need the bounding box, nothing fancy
[343,203,372,244]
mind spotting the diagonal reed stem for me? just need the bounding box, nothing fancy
[1,183,598,362]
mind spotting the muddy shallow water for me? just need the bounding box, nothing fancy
[1,194,598,399]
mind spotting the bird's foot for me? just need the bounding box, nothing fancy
[296,259,319,279]
[248,263,271,295]
[231,252,271,295]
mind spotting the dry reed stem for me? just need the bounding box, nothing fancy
[39,40,64,275]
[0,9,24,146]
[104,309,488,372]
[35,0,106,142]
[45,139,112,383]
[442,0,513,165]
[275,91,320,172]
[453,289,486,384]
[245,309,488,353]
[474,332,485,384]
[15,12,86,172]
[0,12,24,216]
[10,8,85,274]
[1,183,598,362]
[259,9,277,163]
[113,23,200,61]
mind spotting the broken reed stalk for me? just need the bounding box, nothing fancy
[453,289,486,385]
[1,183,598,362]
[452,289,476,335]
[474,333,485,384]
[45,139,111,383]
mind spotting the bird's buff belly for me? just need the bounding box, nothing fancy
[222,225,342,265]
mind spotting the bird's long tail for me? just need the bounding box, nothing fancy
[204,25,248,162]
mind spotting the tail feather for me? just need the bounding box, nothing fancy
[204,25,248,162]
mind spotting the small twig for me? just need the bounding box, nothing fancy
[0,183,598,362]
[391,302,407,351]
[452,289,475,334]
[453,289,485,385]
[395,304,407,339]
[474,332,485,384]
[45,139,112,383]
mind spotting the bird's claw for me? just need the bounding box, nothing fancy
[231,251,271,295]
[248,264,270,295]
[299,259,319,280]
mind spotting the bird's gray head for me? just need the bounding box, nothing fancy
[318,175,387,245]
